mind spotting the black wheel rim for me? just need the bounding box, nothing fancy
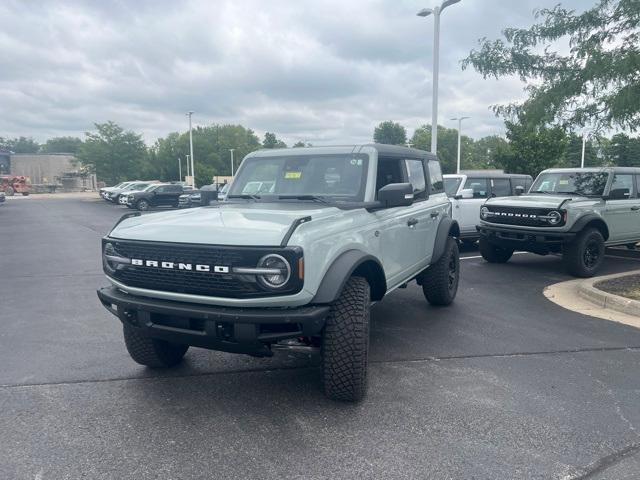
[583,240,601,268]
[448,254,458,290]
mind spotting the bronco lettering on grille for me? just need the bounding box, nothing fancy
[131,258,230,274]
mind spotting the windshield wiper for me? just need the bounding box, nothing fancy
[529,190,554,194]
[227,194,261,200]
[562,191,590,197]
[278,195,332,204]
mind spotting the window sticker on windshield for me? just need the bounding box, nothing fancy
[559,180,569,185]
[285,171,302,179]
[350,158,363,166]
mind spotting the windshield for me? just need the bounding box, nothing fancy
[144,184,161,192]
[444,177,462,197]
[530,171,609,197]
[228,154,369,202]
[124,183,146,191]
[220,184,229,193]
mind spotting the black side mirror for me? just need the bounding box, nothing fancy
[607,188,630,200]
[378,183,414,208]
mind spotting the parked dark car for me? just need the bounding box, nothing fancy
[125,183,192,211]
[178,184,218,208]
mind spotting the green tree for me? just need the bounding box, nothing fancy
[410,124,469,173]
[77,121,147,185]
[463,0,640,132]
[605,133,640,166]
[468,135,510,170]
[41,136,83,154]
[262,132,287,149]
[373,121,407,145]
[292,141,312,148]
[0,136,40,153]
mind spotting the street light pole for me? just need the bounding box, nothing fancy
[186,154,190,178]
[581,132,589,168]
[229,149,235,177]
[178,157,182,181]
[451,116,469,174]
[186,111,195,187]
[418,0,461,155]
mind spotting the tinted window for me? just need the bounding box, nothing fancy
[165,185,182,193]
[427,161,444,193]
[405,159,427,198]
[463,178,489,199]
[511,177,528,192]
[531,172,609,196]
[376,157,404,195]
[492,178,511,197]
[610,174,635,199]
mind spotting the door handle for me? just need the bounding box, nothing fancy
[407,218,419,227]
[430,212,439,219]
[632,206,640,211]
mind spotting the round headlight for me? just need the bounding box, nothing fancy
[257,254,291,289]
[480,206,489,219]
[547,211,562,225]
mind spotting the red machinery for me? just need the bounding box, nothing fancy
[0,175,30,196]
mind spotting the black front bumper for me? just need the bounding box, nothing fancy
[97,286,330,356]
[477,224,575,253]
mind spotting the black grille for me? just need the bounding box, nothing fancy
[104,239,302,298]
[484,206,561,227]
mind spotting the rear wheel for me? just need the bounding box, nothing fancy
[421,236,460,306]
[563,228,605,277]
[136,199,150,211]
[479,237,514,263]
[321,276,370,402]
[123,324,188,368]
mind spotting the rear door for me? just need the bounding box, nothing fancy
[604,173,638,242]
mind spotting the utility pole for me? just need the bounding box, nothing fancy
[229,149,235,177]
[418,0,461,155]
[178,157,182,181]
[581,132,589,168]
[451,116,469,174]
[186,111,195,187]
[186,154,190,178]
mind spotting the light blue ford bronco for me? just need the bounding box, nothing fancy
[97,144,460,401]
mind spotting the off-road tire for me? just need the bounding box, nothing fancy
[563,228,605,277]
[479,237,514,263]
[123,324,188,368]
[422,236,460,306]
[136,199,150,211]
[321,276,370,402]
[5,186,14,196]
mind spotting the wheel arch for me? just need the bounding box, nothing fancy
[432,216,460,264]
[570,215,609,241]
[311,250,386,304]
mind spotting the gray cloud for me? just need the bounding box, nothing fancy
[0,0,591,146]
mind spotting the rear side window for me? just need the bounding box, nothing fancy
[464,178,489,198]
[511,177,528,193]
[405,159,427,199]
[491,178,511,197]
[427,161,444,193]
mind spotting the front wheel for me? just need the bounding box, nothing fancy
[563,228,605,277]
[321,276,370,402]
[123,324,188,368]
[136,199,150,211]
[421,236,460,306]
[479,237,514,263]
[5,186,14,196]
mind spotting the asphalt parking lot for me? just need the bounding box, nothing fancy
[2,195,640,480]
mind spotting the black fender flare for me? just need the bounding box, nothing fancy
[568,214,609,240]
[311,250,386,304]
[431,216,460,264]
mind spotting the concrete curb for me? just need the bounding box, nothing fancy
[578,270,640,317]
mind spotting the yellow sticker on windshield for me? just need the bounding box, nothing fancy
[559,180,569,185]
[285,171,302,179]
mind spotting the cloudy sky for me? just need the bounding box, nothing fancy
[0,0,589,146]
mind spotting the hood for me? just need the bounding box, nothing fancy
[110,202,341,246]
[485,194,596,210]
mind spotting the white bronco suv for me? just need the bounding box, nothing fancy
[477,167,640,277]
[97,144,461,401]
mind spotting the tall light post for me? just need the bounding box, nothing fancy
[229,148,235,177]
[178,157,182,181]
[581,131,591,168]
[186,154,190,178]
[451,116,469,174]
[186,111,195,187]
[418,0,461,155]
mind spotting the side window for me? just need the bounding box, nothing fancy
[155,186,166,193]
[491,178,511,197]
[405,159,427,199]
[463,177,489,199]
[427,160,444,194]
[610,174,635,199]
[525,177,533,191]
[511,177,527,193]
[376,157,404,196]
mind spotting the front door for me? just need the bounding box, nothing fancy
[604,173,640,243]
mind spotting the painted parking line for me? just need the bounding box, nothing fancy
[460,252,531,260]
